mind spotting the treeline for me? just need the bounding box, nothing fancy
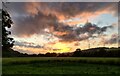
[3,47,120,57]
[72,47,120,57]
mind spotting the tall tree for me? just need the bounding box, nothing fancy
[2,9,14,52]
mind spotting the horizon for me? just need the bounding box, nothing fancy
[5,2,119,54]
[15,47,120,55]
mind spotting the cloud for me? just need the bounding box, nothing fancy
[7,2,117,41]
[23,2,118,20]
[15,41,43,48]
[11,12,57,37]
[56,22,114,42]
[8,2,117,35]
[104,34,119,44]
[13,18,114,42]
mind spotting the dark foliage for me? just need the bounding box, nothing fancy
[2,9,16,57]
[72,47,120,57]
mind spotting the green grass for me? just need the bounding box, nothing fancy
[2,57,120,75]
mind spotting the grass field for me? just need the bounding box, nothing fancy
[2,57,120,75]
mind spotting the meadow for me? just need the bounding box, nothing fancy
[2,57,120,75]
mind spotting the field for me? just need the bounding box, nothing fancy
[2,57,120,75]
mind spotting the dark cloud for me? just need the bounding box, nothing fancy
[56,22,114,42]
[8,2,117,17]
[15,41,43,48]
[54,23,73,32]
[76,23,113,34]
[11,12,57,37]
[35,2,117,18]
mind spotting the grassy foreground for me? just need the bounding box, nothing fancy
[2,57,120,75]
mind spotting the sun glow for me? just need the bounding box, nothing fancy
[52,42,71,53]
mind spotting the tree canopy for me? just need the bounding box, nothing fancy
[2,9,15,57]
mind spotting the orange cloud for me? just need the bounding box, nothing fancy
[53,31,68,36]
[25,2,40,15]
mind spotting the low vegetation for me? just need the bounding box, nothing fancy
[2,57,120,75]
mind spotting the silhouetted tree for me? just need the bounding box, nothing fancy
[2,9,15,56]
[73,48,82,57]
[50,53,57,57]
[45,52,51,57]
[38,53,45,57]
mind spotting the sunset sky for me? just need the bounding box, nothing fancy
[6,2,119,54]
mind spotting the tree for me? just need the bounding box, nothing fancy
[45,52,51,57]
[2,9,15,54]
[73,48,82,57]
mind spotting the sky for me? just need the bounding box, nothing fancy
[5,2,119,54]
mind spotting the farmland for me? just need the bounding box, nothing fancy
[2,57,120,75]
